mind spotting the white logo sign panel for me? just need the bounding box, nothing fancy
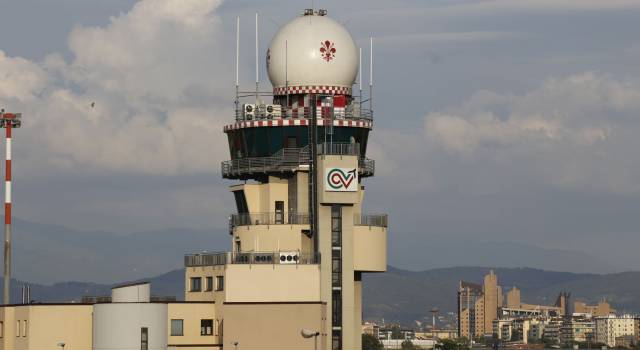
[325,168,358,192]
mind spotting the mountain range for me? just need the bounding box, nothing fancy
[5,217,624,284]
[5,266,640,326]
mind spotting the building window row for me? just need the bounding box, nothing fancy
[171,319,216,337]
[190,276,224,292]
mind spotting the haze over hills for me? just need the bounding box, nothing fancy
[4,217,626,284]
[4,266,640,327]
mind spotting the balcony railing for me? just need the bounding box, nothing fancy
[185,251,321,267]
[222,143,375,179]
[355,214,388,227]
[230,212,310,227]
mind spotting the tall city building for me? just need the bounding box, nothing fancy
[483,270,501,333]
[457,271,503,339]
[184,8,387,350]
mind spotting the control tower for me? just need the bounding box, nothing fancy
[184,9,387,350]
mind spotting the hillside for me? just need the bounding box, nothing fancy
[6,266,640,325]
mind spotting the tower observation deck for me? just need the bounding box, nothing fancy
[184,9,387,350]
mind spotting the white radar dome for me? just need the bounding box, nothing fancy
[267,10,358,96]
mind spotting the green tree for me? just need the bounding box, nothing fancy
[391,325,404,340]
[401,339,417,350]
[362,333,383,350]
[436,338,469,350]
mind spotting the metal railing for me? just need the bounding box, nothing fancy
[235,105,374,122]
[354,214,388,227]
[184,251,321,267]
[230,212,310,227]
[221,143,375,178]
[317,142,360,156]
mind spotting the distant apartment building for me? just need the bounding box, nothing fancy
[458,271,567,340]
[575,300,615,317]
[457,271,502,339]
[560,317,595,344]
[595,314,637,347]
[458,280,484,339]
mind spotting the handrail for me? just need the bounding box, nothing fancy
[354,214,388,227]
[235,106,373,122]
[230,212,310,227]
[185,251,321,267]
[221,143,375,179]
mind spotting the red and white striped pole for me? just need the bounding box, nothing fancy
[1,111,20,305]
[3,122,11,305]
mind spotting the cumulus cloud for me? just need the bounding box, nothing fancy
[371,73,640,194]
[0,0,233,176]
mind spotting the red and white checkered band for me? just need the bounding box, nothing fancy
[223,118,373,132]
[273,85,352,96]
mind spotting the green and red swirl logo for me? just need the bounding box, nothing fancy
[326,168,357,191]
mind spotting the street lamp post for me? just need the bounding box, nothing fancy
[301,329,320,350]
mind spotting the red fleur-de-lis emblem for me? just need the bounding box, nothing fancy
[320,40,336,62]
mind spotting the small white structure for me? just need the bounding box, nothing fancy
[93,282,167,350]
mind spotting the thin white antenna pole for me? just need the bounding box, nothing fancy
[255,12,259,104]
[369,36,373,114]
[235,16,240,120]
[285,40,289,108]
[359,47,362,115]
[236,16,240,87]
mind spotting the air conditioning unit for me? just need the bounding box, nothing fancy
[265,104,282,119]
[279,251,299,264]
[243,104,256,120]
[253,253,274,263]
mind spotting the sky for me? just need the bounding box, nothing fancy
[1,0,640,272]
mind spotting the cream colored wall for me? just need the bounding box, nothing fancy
[234,225,308,252]
[224,264,320,302]
[222,303,325,350]
[353,226,386,272]
[0,305,92,350]
[0,306,15,350]
[236,177,289,214]
[354,280,363,350]
[185,265,221,302]
[296,171,309,213]
[167,302,219,347]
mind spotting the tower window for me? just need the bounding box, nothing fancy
[190,277,202,292]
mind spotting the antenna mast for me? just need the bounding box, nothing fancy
[255,12,259,104]
[235,16,240,121]
[369,36,373,114]
[359,47,362,115]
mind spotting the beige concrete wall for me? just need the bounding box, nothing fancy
[0,305,92,350]
[0,306,15,350]
[233,224,309,253]
[167,302,219,348]
[222,303,325,350]
[185,265,221,302]
[224,264,320,302]
[353,226,386,272]
[236,178,289,214]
